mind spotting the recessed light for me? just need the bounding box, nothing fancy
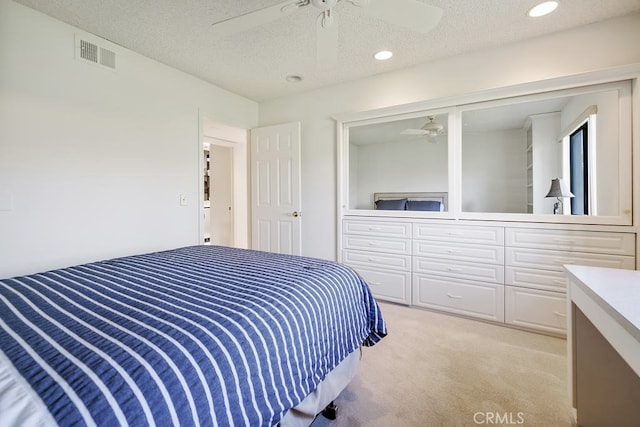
[528,1,558,17]
[285,75,303,83]
[374,50,393,61]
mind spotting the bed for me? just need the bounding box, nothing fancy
[374,191,448,211]
[0,245,387,426]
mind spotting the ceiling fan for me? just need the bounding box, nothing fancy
[401,116,446,139]
[211,0,443,66]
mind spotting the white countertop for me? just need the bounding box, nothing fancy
[565,265,640,344]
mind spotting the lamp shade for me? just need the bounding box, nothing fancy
[545,178,574,198]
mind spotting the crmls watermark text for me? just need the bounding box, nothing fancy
[473,412,525,425]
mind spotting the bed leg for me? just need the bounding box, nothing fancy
[322,401,338,420]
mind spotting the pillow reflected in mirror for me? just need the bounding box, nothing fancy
[406,200,442,211]
[375,198,408,210]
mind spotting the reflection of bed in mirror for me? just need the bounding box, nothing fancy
[374,192,447,211]
[343,80,631,223]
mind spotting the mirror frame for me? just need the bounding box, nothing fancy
[335,68,637,226]
[342,107,456,218]
[458,80,631,222]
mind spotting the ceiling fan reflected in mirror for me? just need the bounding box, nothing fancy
[401,116,446,140]
[211,0,443,67]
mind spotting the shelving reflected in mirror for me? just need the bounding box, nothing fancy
[340,78,632,224]
[461,82,630,217]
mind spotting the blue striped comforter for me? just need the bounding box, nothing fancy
[0,245,386,426]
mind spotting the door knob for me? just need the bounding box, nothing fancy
[291,211,300,217]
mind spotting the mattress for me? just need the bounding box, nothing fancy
[0,245,386,426]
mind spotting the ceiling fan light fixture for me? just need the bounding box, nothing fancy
[401,116,445,140]
[528,1,558,18]
[374,50,393,61]
[422,117,443,133]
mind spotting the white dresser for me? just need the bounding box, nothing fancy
[412,223,505,322]
[505,228,636,335]
[342,219,412,304]
[341,217,637,336]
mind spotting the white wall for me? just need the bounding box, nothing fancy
[258,13,640,261]
[0,1,258,278]
[461,129,527,213]
[351,137,448,209]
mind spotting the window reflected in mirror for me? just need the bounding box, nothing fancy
[348,113,449,211]
[461,85,625,216]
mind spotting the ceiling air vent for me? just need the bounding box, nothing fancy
[76,35,117,71]
[79,39,98,63]
[99,47,116,69]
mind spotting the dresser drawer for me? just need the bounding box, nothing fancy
[343,235,411,255]
[414,224,504,245]
[351,266,411,304]
[505,267,567,292]
[343,249,411,272]
[413,274,505,322]
[505,247,635,272]
[413,257,504,284]
[413,241,504,264]
[505,286,567,336]
[343,220,411,238]
[506,228,635,255]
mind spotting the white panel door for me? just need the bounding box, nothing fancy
[209,144,234,247]
[250,122,301,255]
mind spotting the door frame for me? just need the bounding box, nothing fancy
[198,115,249,248]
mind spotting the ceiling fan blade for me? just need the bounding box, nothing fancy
[316,10,339,67]
[211,0,302,36]
[401,129,428,135]
[354,0,442,34]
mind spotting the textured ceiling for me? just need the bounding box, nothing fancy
[14,0,640,101]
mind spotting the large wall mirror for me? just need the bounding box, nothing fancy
[339,78,632,225]
[461,81,631,219]
[347,111,451,212]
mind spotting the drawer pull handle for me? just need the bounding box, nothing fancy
[447,232,463,236]
[368,227,381,231]
[368,242,381,247]
[553,311,567,317]
[447,267,463,272]
[553,239,576,245]
[447,293,463,299]
[447,250,462,254]
[367,258,379,263]
[369,282,381,286]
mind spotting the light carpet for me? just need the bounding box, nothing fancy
[311,302,574,427]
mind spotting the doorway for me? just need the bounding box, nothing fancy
[204,141,234,246]
[200,116,249,248]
